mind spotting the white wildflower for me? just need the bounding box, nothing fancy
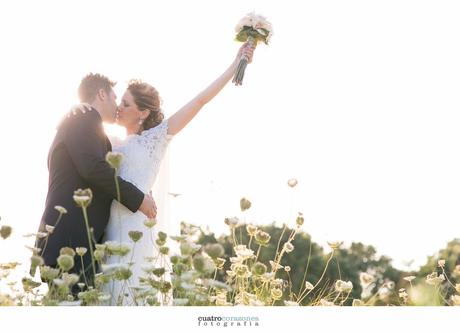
[403,276,416,282]
[319,299,334,306]
[359,272,375,287]
[98,294,111,302]
[378,286,391,301]
[105,241,131,256]
[352,299,364,306]
[73,188,93,208]
[45,225,55,234]
[234,244,254,259]
[173,298,189,306]
[425,272,445,286]
[270,288,283,300]
[287,178,298,187]
[58,300,82,306]
[453,265,460,277]
[76,247,87,256]
[226,270,236,278]
[105,151,123,169]
[143,219,157,229]
[269,260,283,271]
[451,295,460,306]
[246,224,258,236]
[54,206,67,214]
[224,217,240,228]
[25,246,42,254]
[304,281,314,290]
[327,241,343,250]
[101,262,129,274]
[283,242,294,253]
[249,299,265,306]
[335,280,353,293]
[385,281,395,290]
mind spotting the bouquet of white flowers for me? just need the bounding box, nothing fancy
[233,12,273,86]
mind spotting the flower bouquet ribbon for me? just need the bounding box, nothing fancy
[232,12,273,86]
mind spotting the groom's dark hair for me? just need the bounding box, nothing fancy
[78,73,116,103]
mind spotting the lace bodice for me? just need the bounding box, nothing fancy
[110,120,173,193]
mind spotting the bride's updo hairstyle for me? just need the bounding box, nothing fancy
[127,79,164,131]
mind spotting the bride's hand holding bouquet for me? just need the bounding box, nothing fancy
[232,12,273,86]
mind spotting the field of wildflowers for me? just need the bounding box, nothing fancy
[1,153,459,306]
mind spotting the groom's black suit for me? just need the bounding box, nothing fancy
[35,107,144,283]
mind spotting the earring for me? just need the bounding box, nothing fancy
[139,119,143,125]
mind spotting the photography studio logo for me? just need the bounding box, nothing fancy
[197,315,260,328]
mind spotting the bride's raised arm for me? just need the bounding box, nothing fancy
[166,42,255,136]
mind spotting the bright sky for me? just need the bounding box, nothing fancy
[0,0,460,273]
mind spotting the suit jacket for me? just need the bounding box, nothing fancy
[36,107,144,269]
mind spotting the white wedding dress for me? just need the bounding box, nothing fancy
[102,119,175,306]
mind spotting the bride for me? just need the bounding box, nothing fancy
[82,42,255,305]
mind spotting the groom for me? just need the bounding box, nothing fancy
[35,73,157,288]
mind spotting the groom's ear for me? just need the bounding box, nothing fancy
[97,88,107,101]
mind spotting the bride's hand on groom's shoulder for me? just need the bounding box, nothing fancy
[67,103,92,118]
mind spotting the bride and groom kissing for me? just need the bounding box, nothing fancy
[33,43,255,305]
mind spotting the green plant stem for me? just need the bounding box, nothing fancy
[114,172,121,203]
[298,238,313,297]
[79,256,89,287]
[298,251,334,304]
[82,206,96,282]
[41,212,64,255]
[274,224,287,262]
